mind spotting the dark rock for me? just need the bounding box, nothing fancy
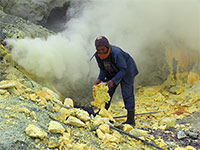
[187,131,199,140]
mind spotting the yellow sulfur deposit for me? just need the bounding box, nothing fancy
[187,72,199,85]
[91,83,110,109]
[175,146,196,150]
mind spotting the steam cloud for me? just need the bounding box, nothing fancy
[7,0,200,105]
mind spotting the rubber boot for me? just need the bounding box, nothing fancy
[123,109,135,126]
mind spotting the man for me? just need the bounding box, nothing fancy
[94,36,138,126]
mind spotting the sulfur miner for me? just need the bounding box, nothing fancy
[93,36,138,126]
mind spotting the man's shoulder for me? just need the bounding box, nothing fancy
[111,45,122,54]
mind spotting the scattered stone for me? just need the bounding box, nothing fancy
[165,99,178,105]
[0,89,7,94]
[48,121,65,134]
[96,128,105,140]
[18,107,30,114]
[25,124,47,139]
[123,124,133,132]
[64,98,74,108]
[129,128,149,138]
[76,109,91,122]
[159,117,176,128]
[42,87,60,100]
[65,116,86,127]
[112,130,123,143]
[75,144,88,150]
[187,131,198,140]
[92,116,110,126]
[46,102,54,112]
[0,80,16,88]
[98,124,110,134]
[50,109,71,123]
[174,145,196,150]
[30,111,37,121]
[104,133,119,143]
[177,131,187,139]
[48,137,60,148]
[169,85,184,94]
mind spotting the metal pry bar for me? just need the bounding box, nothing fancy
[52,99,70,109]
[108,124,165,150]
[114,110,166,119]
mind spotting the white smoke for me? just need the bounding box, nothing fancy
[6,0,200,103]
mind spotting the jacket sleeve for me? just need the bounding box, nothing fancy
[95,56,107,81]
[111,52,127,85]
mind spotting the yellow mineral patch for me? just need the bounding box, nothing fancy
[48,121,65,134]
[0,80,16,89]
[18,107,30,114]
[96,128,105,140]
[129,128,149,139]
[123,124,133,132]
[103,133,119,143]
[187,72,199,85]
[29,94,37,101]
[98,124,110,134]
[91,83,110,109]
[112,130,123,143]
[25,124,47,139]
[74,144,88,150]
[63,98,74,108]
[76,109,91,122]
[65,116,86,127]
[155,138,168,149]
[0,89,7,94]
[159,117,176,128]
[99,107,115,121]
[30,111,37,121]
[92,116,110,126]
[175,146,196,150]
[92,83,115,122]
[48,137,60,148]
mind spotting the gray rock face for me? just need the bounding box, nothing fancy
[0,0,70,24]
[0,9,54,39]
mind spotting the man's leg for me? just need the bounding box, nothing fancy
[105,84,118,110]
[120,80,135,126]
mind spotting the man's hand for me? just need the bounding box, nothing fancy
[94,79,101,85]
[107,80,114,88]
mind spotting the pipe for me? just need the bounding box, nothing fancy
[114,110,166,119]
[108,124,166,150]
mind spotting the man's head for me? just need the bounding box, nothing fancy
[95,36,110,53]
[95,36,111,59]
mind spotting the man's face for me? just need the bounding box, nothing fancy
[96,46,108,54]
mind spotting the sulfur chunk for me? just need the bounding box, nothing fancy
[65,116,86,127]
[98,124,110,134]
[48,121,65,134]
[25,124,47,139]
[92,83,110,109]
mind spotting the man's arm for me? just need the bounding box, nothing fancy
[111,52,127,85]
[95,56,107,81]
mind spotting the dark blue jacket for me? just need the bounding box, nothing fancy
[95,45,138,85]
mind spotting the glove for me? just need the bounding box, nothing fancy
[107,80,114,88]
[94,79,101,85]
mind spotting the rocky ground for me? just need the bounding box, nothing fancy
[0,46,199,150]
[0,1,199,149]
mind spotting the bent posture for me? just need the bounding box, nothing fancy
[94,36,138,126]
